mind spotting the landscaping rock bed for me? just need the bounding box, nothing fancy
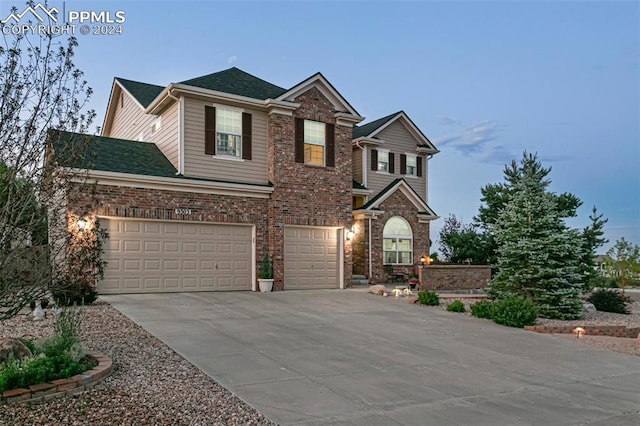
[391,292,640,357]
[0,302,274,425]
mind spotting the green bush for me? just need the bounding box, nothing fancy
[587,288,632,314]
[492,296,539,328]
[417,290,440,306]
[0,353,96,393]
[259,252,273,279]
[471,300,495,319]
[446,300,466,313]
[0,310,95,393]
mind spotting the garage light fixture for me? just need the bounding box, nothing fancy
[345,228,354,241]
[77,219,87,231]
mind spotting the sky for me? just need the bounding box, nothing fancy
[2,0,637,253]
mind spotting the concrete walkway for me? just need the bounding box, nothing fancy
[103,290,640,425]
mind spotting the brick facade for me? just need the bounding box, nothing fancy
[267,87,353,290]
[71,183,270,275]
[353,190,431,283]
[419,265,491,291]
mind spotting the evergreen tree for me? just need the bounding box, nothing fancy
[579,206,608,289]
[488,152,583,319]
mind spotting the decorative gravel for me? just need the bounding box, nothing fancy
[0,302,274,426]
[393,292,640,357]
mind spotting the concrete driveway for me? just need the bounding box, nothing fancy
[103,290,640,425]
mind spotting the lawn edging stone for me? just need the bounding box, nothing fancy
[525,325,640,338]
[1,352,112,405]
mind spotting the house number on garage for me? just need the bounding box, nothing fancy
[175,208,192,215]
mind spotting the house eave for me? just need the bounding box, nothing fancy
[352,136,384,146]
[62,168,274,198]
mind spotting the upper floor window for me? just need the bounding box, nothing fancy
[304,120,325,166]
[295,118,335,167]
[216,108,242,158]
[204,106,252,160]
[406,155,417,176]
[377,151,389,172]
[371,149,394,174]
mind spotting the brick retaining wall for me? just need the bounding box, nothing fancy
[1,352,113,405]
[419,265,491,291]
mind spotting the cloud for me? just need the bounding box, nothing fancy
[436,116,462,127]
[227,55,237,64]
[434,120,505,153]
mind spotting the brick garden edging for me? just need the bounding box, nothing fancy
[1,352,112,405]
[525,325,640,338]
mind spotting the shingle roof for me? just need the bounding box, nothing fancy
[180,67,287,100]
[352,111,402,139]
[352,180,368,190]
[360,178,403,209]
[115,78,165,108]
[50,131,177,178]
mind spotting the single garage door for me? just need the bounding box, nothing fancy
[99,218,253,294]
[284,226,339,289]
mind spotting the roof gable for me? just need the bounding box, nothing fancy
[179,67,286,100]
[358,178,438,217]
[115,77,164,109]
[276,72,361,117]
[352,111,401,139]
[353,111,439,153]
[50,131,177,178]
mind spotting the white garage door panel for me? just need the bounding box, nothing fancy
[99,219,252,294]
[284,227,339,289]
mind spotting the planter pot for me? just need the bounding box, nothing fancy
[258,279,274,292]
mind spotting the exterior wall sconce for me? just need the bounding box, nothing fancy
[345,228,354,241]
[77,219,88,231]
[420,254,432,266]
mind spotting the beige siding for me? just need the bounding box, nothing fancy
[365,121,428,201]
[352,146,363,185]
[106,89,179,170]
[182,97,268,184]
[149,102,179,168]
[108,90,155,141]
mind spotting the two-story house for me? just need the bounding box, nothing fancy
[50,67,438,294]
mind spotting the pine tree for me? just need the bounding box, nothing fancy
[488,153,583,319]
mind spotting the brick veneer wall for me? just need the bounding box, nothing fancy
[352,218,366,276]
[362,191,431,283]
[71,183,270,280]
[419,265,491,291]
[267,87,353,290]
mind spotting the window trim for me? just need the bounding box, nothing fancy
[404,152,418,177]
[214,105,244,159]
[382,216,413,265]
[303,119,326,166]
[377,149,390,173]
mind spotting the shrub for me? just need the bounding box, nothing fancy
[259,252,273,279]
[446,300,466,313]
[587,288,632,314]
[34,308,83,357]
[492,296,539,328]
[0,353,96,393]
[417,290,439,306]
[471,300,495,319]
[52,276,98,306]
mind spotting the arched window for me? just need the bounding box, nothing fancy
[383,217,413,265]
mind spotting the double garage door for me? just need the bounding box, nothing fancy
[99,219,253,294]
[98,219,340,294]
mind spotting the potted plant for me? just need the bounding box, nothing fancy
[258,252,274,292]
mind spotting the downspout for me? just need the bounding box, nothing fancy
[166,88,182,175]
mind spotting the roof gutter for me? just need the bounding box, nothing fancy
[61,168,274,198]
